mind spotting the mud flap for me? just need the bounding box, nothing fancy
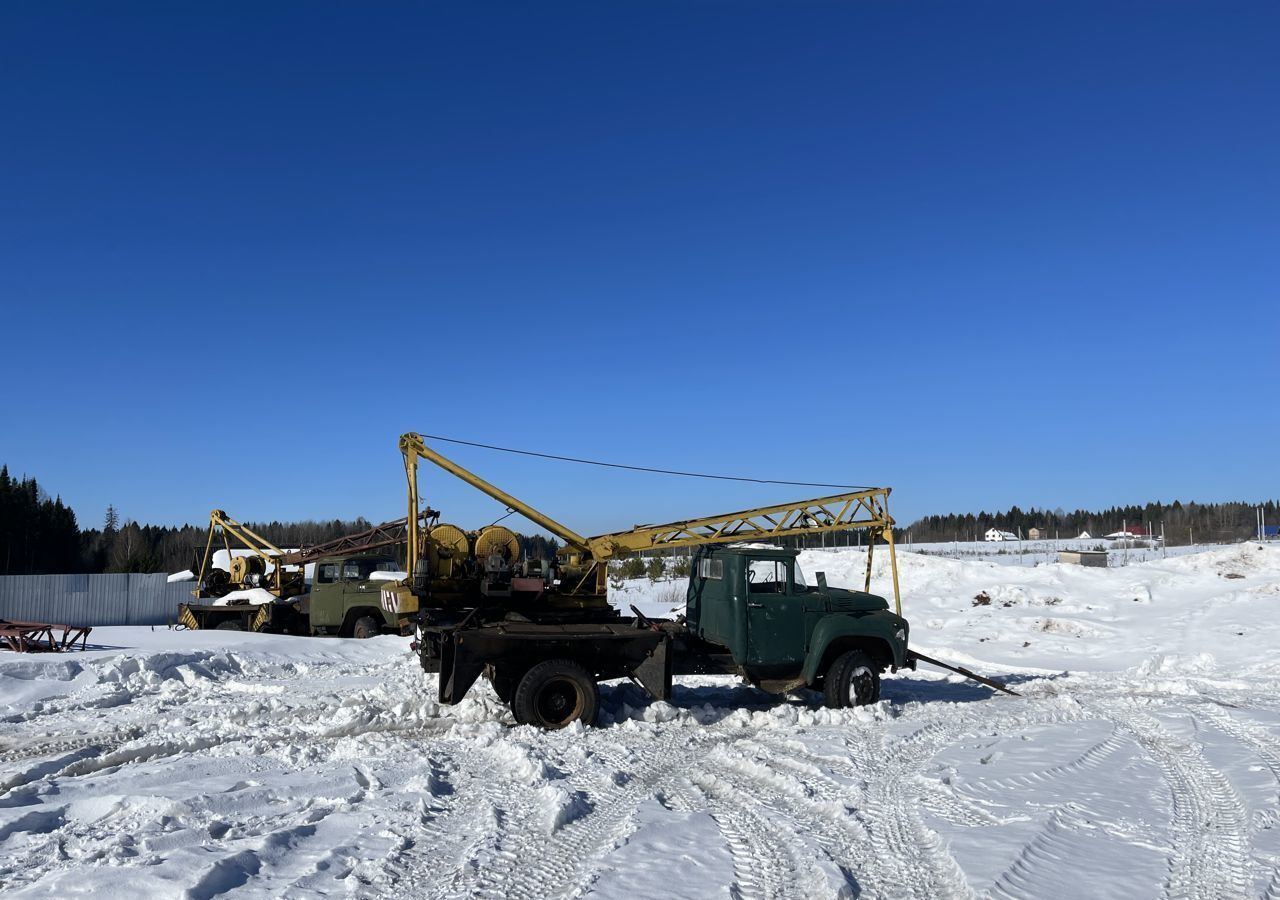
[632,634,673,701]
[438,630,486,705]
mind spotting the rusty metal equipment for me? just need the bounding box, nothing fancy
[193,508,440,601]
[0,619,93,653]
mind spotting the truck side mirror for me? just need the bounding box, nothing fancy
[816,572,828,591]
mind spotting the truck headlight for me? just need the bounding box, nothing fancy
[895,627,906,644]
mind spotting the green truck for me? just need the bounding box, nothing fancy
[421,543,912,728]
[178,553,407,638]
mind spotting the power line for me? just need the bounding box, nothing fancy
[414,433,875,491]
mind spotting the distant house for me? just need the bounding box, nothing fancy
[984,528,1019,542]
[1077,531,1091,540]
[1104,526,1148,539]
[1027,527,1045,540]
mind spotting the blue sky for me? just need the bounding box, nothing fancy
[2,2,1277,537]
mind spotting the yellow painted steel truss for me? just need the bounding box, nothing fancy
[590,490,893,556]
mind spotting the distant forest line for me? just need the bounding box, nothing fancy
[898,500,1278,546]
[0,464,1275,575]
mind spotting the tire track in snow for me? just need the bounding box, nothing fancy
[913,778,1016,829]
[1264,864,1280,900]
[690,750,863,898]
[969,731,1130,793]
[1197,705,1280,788]
[741,734,1011,832]
[0,730,135,766]
[396,727,752,900]
[988,804,1107,900]
[747,716,978,899]
[1096,700,1253,900]
[677,774,825,900]
[761,702,1097,899]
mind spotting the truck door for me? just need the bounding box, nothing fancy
[744,558,807,670]
[340,558,379,618]
[310,561,342,628]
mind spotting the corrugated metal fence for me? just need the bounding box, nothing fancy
[0,574,195,626]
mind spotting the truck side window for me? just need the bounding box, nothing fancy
[748,559,789,594]
[698,558,723,580]
[317,563,338,584]
[342,562,361,580]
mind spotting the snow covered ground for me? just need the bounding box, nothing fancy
[889,537,1208,568]
[2,543,1279,898]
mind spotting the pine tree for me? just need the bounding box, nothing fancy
[646,555,665,583]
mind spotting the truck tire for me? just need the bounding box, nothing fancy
[215,621,244,631]
[352,616,382,640]
[512,659,599,729]
[823,649,881,708]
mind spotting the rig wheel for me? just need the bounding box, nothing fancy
[512,659,599,729]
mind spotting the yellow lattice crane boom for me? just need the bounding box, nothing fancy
[398,432,902,613]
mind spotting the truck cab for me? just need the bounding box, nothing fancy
[305,553,406,637]
[684,545,909,704]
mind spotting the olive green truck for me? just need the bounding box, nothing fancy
[178,553,406,639]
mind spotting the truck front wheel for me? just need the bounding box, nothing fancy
[352,616,382,640]
[512,659,599,729]
[823,650,881,708]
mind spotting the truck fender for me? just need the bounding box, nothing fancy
[801,613,908,686]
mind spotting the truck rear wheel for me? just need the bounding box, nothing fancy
[512,659,599,729]
[823,650,881,708]
[352,616,381,640]
[215,621,244,631]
